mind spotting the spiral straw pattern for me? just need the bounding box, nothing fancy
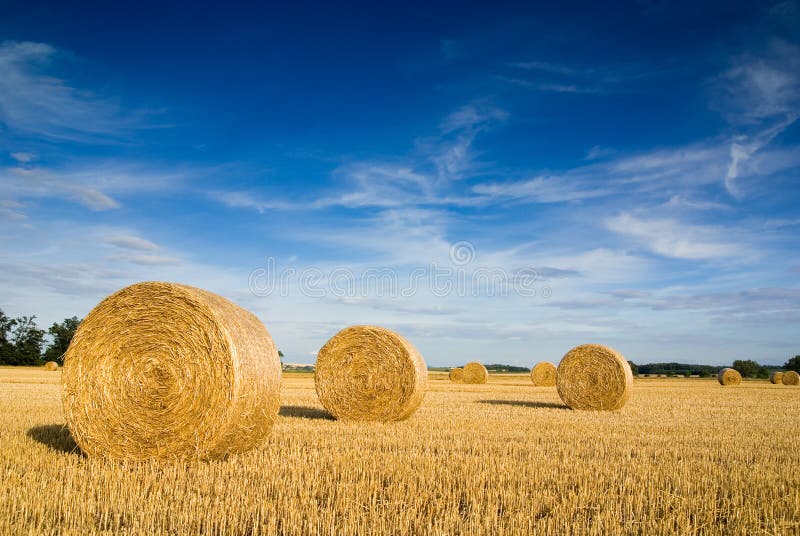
[717,368,742,386]
[770,372,784,384]
[530,362,556,386]
[62,281,281,461]
[44,361,59,371]
[556,344,633,410]
[782,370,800,386]
[448,368,463,382]
[462,362,488,384]
[314,326,427,421]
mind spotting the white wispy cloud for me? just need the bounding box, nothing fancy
[605,213,740,259]
[103,235,160,251]
[0,41,150,143]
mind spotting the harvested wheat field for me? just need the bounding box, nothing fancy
[1,367,799,535]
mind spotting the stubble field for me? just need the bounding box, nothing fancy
[1,367,798,535]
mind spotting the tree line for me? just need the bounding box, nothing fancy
[628,357,800,378]
[0,308,81,366]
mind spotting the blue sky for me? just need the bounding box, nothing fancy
[1,1,799,366]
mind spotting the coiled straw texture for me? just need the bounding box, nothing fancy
[717,368,742,385]
[314,325,427,421]
[770,372,784,384]
[449,367,463,382]
[62,281,281,461]
[782,370,800,386]
[556,344,633,410]
[531,362,556,386]
[44,361,59,371]
[462,362,488,384]
[717,368,742,386]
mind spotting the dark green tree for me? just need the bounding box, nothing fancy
[784,356,800,373]
[698,369,710,378]
[627,361,638,375]
[43,316,81,363]
[10,316,45,366]
[0,309,17,365]
[732,359,760,378]
[683,370,692,378]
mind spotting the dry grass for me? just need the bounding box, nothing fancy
[62,282,282,461]
[1,368,799,534]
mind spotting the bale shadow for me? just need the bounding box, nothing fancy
[27,424,83,455]
[279,405,335,420]
[478,399,570,410]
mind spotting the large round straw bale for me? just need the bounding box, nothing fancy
[62,281,281,461]
[314,325,426,421]
[556,344,632,410]
[449,367,463,382]
[782,370,800,386]
[770,371,784,384]
[462,362,488,384]
[717,368,742,386]
[44,361,59,371]
[531,361,556,386]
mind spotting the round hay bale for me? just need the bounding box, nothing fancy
[782,370,800,386]
[717,368,742,386]
[43,361,59,371]
[449,367,463,382]
[62,281,281,461]
[556,344,632,410]
[770,371,784,384]
[314,325,426,421]
[531,361,556,386]
[462,362,488,384]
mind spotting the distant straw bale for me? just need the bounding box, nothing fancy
[531,362,556,386]
[770,372,784,384]
[717,368,742,386]
[462,362,488,384]
[449,368,463,382]
[44,361,59,371]
[314,325,427,421]
[782,370,800,386]
[556,344,632,410]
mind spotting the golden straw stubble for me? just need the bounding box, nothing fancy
[718,368,742,386]
[462,362,488,384]
[62,282,281,461]
[314,325,427,421]
[556,344,632,410]
[770,371,784,384]
[449,367,463,382]
[530,362,556,386]
[782,370,800,386]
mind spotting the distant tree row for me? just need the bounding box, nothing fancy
[630,358,800,378]
[0,308,81,366]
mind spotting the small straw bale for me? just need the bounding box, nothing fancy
[717,367,742,386]
[462,362,488,384]
[556,344,632,410]
[44,361,59,371]
[531,361,557,386]
[770,371,784,384]
[782,370,800,386]
[314,325,427,421]
[449,367,463,382]
[62,281,281,461]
